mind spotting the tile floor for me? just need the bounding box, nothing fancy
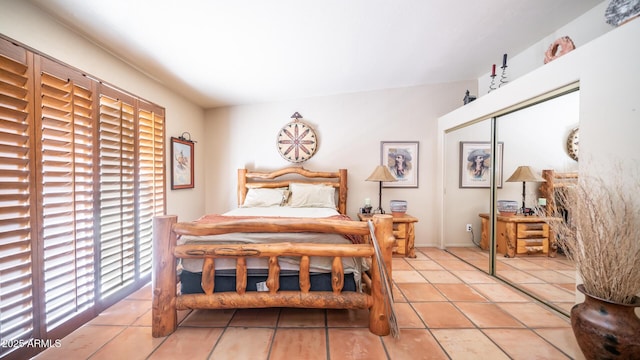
[446,246,576,314]
[34,248,586,359]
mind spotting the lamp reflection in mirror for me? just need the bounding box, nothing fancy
[366,165,397,214]
[506,166,546,216]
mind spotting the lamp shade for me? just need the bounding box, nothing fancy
[366,165,397,182]
[506,166,545,183]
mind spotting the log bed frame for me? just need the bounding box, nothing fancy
[152,167,395,337]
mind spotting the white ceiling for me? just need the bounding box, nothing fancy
[29,0,601,108]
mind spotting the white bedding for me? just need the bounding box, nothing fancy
[178,207,368,283]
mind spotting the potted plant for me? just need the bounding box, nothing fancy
[547,173,640,359]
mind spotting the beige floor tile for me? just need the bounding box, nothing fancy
[410,249,431,259]
[419,270,462,283]
[148,327,223,359]
[278,308,325,327]
[449,270,497,284]
[518,283,576,302]
[396,283,446,302]
[90,326,164,360]
[270,328,327,360]
[209,327,273,360]
[535,328,586,360]
[88,299,151,326]
[432,259,476,270]
[392,257,414,270]
[465,258,490,271]
[130,308,152,328]
[393,302,425,329]
[392,282,407,303]
[328,328,387,360]
[454,302,524,328]
[127,284,152,300]
[180,308,235,327]
[327,308,369,328]
[497,268,546,284]
[33,325,124,360]
[382,328,448,359]
[471,283,531,302]
[498,302,571,328]
[552,301,575,314]
[527,269,575,283]
[229,308,280,327]
[434,283,488,301]
[499,258,547,271]
[392,270,427,283]
[418,247,458,260]
[432,328,510,359]
[484,328,571,359]
[406,259,444,270]
[412,302,474,328]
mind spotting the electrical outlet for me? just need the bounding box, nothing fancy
[466,224,472,232]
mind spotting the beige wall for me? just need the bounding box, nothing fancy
[204,81,475,246]
[0,0,206,221]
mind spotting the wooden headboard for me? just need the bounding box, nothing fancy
[539,169,578,216]
[237,167,348,214]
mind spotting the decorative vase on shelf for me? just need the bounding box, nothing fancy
[571,284,640,359]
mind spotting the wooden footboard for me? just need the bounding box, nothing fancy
[152,214,394,337]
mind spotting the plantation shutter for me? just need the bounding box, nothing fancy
[1,35,165,359]
[136,103,164,276]
[35,57,97,330]
[98,88,137,298]
[0,39,38,353]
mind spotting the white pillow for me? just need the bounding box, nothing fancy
[242,188,289,207]
[288,183,336,208]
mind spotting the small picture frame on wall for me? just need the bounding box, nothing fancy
[171,137,194,189]
[381,141,419,188]
[459,141,503,188]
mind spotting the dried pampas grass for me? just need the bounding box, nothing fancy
[548,173,640,304]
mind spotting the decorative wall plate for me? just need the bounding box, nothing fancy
[277,117,317,163]
[567,127,579,161]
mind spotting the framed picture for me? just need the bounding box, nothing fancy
[171,137,194,189]
[381,141,419,188]
[459,141,503,188]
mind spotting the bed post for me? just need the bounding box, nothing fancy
[369,214,393,336]
[338,168,348,214]
[152,215,178,337]
[238,168,248,206]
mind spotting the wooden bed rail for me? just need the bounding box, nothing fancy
[152,214,394,338]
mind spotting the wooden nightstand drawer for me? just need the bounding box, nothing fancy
[517,238,549,255]
[393,223,406,239]
[517,223,549,238]
[358,213,418,258]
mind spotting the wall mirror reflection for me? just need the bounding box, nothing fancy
[444,88,580,316]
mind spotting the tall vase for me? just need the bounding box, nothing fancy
[571,284,640,359]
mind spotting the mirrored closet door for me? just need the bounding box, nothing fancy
[494,89,579,315]
[443,87,579,316]
[443,118,493,274]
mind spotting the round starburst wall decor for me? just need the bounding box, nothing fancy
[276,112,317,163]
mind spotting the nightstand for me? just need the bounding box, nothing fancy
[479,213,558,258]
[358,213,418,258]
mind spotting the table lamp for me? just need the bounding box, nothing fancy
[366,165,397,214]
[506,165,546,215]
